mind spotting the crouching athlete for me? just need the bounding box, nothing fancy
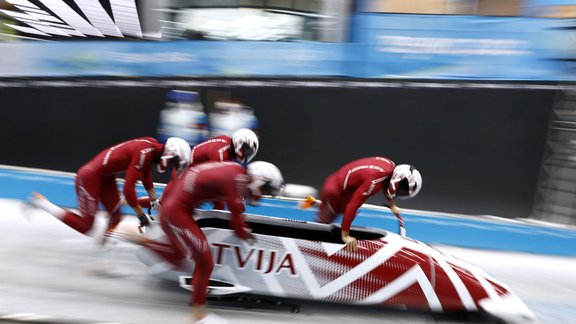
[301,157,422,251]
[126,160,283,323]
[28,137,191,240]
[137,127,260,211]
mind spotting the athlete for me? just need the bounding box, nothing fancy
[125,160,284,323]
[28,137,191,238]
[300,157,422,251]
[137,128,259,211]
[190,127,259,166]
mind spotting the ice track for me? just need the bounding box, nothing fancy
[1,200,576,324]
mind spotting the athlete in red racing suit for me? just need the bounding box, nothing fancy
[190,128,259,166]
[138,128,259,211]
[136,160,283,323]
[29,137,191,237]
[301,157,422,251]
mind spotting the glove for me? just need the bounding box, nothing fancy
[138,213,151,228]
[390,205,401,216]
[245,230,256,245]
[234,225,251,241]
[237,227,256,245]
[229,216,251,241]
[150,199,160,211]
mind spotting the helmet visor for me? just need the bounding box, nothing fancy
[395,178,411,197]
[173,155,187,172]
[156,155,170,173]
[156,154,181,173]
[259,180,284,196]
[236,143,255,164]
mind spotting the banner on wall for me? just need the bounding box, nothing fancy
[0,41,348,77]
[350,14,574,80]
[0,15,572,80]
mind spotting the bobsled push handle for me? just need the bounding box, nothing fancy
[395,212,406,237]
[383,202,406,237]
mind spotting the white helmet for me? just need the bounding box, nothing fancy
[157,137,192,173]
[232,128,259,164]
[247,161,284,197]
[387,164,422,199]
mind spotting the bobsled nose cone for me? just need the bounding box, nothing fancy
[479,293,536,324]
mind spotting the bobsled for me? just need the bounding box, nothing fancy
[134,210,535,323]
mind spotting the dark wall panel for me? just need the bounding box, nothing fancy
[0,87,166,171]
[0,80,555,219]
[238,87,554,218]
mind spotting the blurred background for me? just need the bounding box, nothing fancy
[0,0,575,224]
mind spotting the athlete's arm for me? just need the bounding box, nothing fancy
[340,180,376,251]
[223,180,250,240]
[386,196,401,216]
[124,157,149,222]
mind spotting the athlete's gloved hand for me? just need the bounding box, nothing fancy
[149,199,160,210]
[233,225,251,241]
[138,213,151,228]
[245,231,256,246]
[230,216,252,241]
[389,205,401,216]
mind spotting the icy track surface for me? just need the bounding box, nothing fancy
[1,199,575,324]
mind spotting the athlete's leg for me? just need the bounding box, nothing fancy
[62,169,101,234]
[317,176,342,224]
[161,208,214,307]
[100,176,123,233]
[133,207,218,323]
[31,168,100,235]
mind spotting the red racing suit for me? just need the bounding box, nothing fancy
[144,161,251,306]
[64,137,163,234]
[316,157,396,233]
[138,136,238,211]
[189,135,237,210]
[190,135,235,166]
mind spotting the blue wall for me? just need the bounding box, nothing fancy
[350,14,573,79]
[3,166,575,257]
[0,14,572,80]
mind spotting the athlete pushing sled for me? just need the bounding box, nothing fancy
[300,156,422,250]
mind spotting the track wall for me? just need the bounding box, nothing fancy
[0,79,558,218]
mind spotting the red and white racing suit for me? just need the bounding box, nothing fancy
[190,135,235,165]
[144,161,251,307]
[189,135,237,210]
[316,157,396,233]
[138,135,238,211]
[63,137,163,234]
